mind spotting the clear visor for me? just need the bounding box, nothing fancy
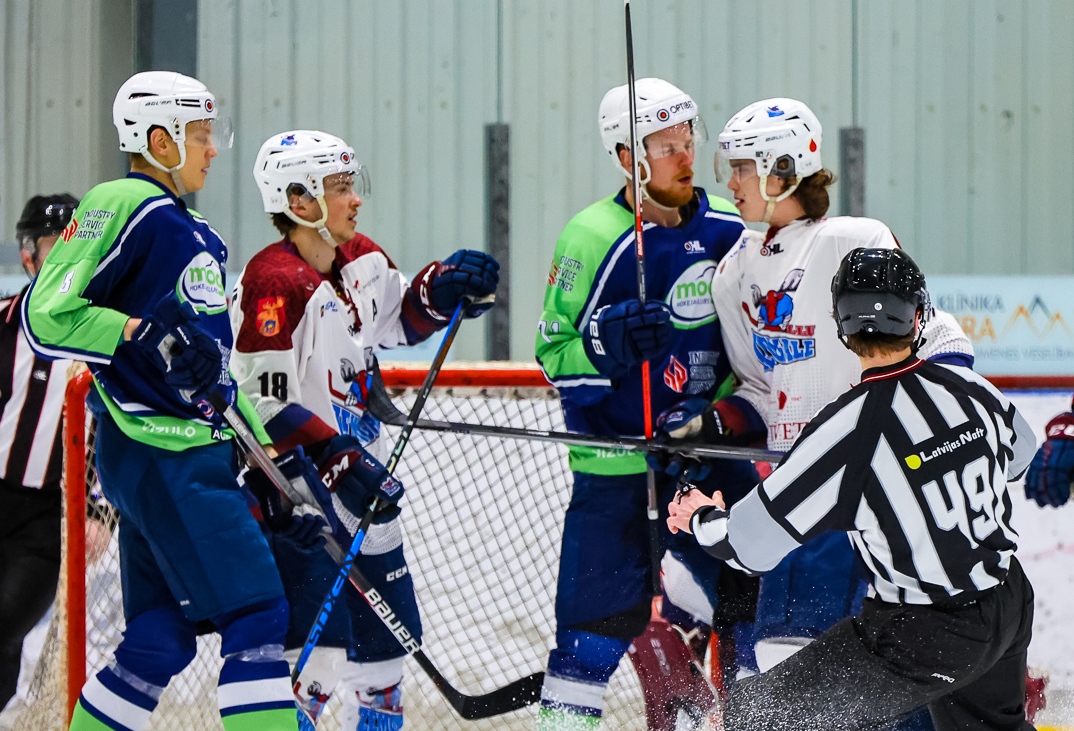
[185,117,233,151]
[714,155,759,185]
[643,117,707,160]
[299,166,372,201]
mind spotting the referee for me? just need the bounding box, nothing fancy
[667,248,1037,731]
[0,194,78,707]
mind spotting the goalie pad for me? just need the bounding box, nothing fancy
[628,617,720,731]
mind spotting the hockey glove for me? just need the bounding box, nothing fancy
[242,447,320,531]
[316,435,405,525]
[278,513,329,550]
[582,300,673,379]
[645,397,724,483]
[1024,412,1074,508]
[131,294,222,395]
[429,249,499,318]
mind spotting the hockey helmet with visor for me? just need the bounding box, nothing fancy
[113,71,232,195]
[715,98,822,222]
[599,78,707,185]
[253,130,370,242]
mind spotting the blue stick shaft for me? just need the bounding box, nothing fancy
[290,300,468,688]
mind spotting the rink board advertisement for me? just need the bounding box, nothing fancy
[928,276,1074,377]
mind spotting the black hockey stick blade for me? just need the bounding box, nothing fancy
[413,651,545,720]
[319,537,544,719]
[364,368,783,463]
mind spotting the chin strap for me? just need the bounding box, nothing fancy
[759,174,800,225]
[141,151,188,197]
[284,197,334,243]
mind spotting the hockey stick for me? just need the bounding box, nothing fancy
[290,299,467,689]
[209,387,544,721]
[623,0,663,597]
[363,376,782,464]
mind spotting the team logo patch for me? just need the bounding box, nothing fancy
[280,134,297,146]
[742,269,817,371]
[766,105,784,117]
[663,355,688,393]
[256,296,286,337]
[177,251,227,314]
[664,260,718,328]
[61,218,78,243]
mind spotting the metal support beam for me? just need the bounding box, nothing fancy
[485,123,510,360]
[839,127,865,217]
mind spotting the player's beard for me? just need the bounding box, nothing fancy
[645,169,695,210]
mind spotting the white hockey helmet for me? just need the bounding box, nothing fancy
[598,77,707,184]
[715,98,822,182]
[253,130,369,241]
[112,71,231,193]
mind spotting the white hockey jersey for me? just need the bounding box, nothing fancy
[230,235,442,457]
[712,217,973,453]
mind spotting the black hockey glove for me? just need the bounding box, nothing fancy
[429,249,499,318]
[582,300,673,379]
[316,435,405,524]
[131,294,222,395]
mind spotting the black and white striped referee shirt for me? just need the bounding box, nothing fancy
[0,288,69,491]
[692,356,1037,605]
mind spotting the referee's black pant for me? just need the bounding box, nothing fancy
[725,557,1034,731]
[0,480,62,708]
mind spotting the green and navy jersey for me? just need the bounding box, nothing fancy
[536,188,744,475]
[21,173,268,451]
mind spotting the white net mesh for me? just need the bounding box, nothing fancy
[7,366,647,730]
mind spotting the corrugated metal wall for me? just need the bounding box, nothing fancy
[2,1,1070,359]
[0,0,133,268]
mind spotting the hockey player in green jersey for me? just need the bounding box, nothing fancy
[534,77,763,729]
[22,71,297,731]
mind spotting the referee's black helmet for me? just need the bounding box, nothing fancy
[831,247,930,339]
[16,193,79,252]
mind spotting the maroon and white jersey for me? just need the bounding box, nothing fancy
[712,216,973,453]
[231,235,442,456]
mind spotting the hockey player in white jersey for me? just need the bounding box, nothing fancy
[654,98,973,731]
[231,130,498,729]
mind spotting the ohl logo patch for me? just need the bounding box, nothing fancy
[257,296,286,337]
[663,355,688,393]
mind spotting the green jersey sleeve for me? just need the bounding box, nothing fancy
[535,196,632,396]
[22,179,159,363]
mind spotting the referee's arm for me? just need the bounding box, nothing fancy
[689,391,869,575]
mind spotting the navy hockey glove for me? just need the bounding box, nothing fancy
[430,249,499,318]
[316,435,405,524]
[242,447,321,530]
[1024,412,1074,508]
[645,397,726,482]
[582,300,673,379]
[131,294,221,395]
[278,513,329,550]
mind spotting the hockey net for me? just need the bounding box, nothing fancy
[7,363,648,731]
